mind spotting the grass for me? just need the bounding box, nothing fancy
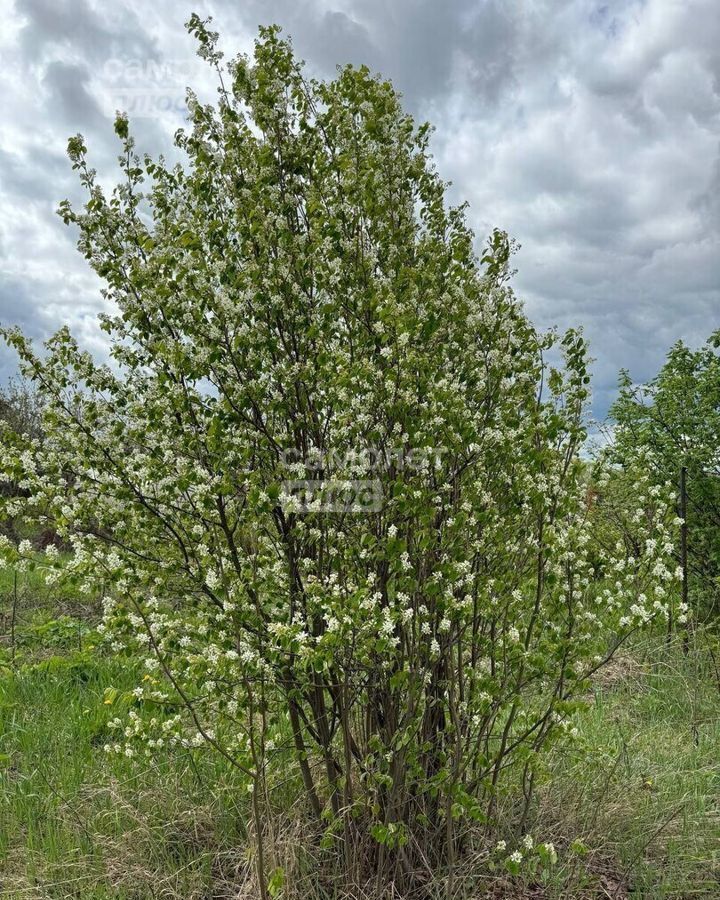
[0,648,256,899]
[0,570,254,899]
[1,573,719,898]
[541,631,720,898]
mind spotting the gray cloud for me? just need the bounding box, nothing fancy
[1,0,718,423]
[42,61,106,129]
[17,0,158,63]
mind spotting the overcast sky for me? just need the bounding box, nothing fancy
[0,0,718,420]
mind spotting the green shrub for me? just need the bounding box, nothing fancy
[0,18,680,895]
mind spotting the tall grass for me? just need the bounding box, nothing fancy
[1,569,719,898]
[541,631,720,898]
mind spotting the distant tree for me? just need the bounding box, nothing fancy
[0,19,678,895]
[610,333,720,615]
[0,377,43,441]
[0,378,45,542]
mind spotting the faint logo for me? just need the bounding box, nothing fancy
[280,479,382,514]
[100,58,191,119]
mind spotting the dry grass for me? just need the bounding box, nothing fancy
[1,606,719,899]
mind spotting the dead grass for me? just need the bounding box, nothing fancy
[2,620,719,899]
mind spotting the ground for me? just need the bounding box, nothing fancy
[1,567,719,898]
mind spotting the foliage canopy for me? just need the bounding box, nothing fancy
[611,333,720,614]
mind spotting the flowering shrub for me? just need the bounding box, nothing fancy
[0,18,679,894]
[493,834,557,878]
